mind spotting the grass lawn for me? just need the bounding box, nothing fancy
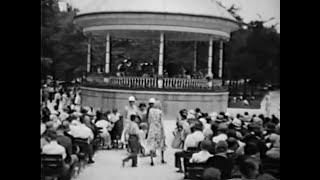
[227,88,267,109]
[228,99,262,109]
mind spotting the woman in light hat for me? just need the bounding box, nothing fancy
[121,96,139,147]
[146,100,166,166]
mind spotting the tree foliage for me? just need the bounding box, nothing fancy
[224,22,280,85]
[41,0,86,81]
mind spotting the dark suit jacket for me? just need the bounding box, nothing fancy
[206,154,234,180]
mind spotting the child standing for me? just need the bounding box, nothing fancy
[122,114,141,167]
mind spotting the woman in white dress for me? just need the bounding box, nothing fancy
[121,96,139,146]
[146,100,166,166]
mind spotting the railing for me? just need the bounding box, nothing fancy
[83,75,227,92]
[109,77,157,88]
[163,78,208,89]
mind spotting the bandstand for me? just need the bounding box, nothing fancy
[74,0,239,119]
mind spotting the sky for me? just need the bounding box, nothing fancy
[218,0,280,32]
[63,0,280,32]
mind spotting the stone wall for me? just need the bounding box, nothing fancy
[81,87,229,120]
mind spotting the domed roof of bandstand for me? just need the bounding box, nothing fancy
[74,0,240,41]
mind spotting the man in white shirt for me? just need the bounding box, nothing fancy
[42,133,67,159]
[69,121,94,142]
[95,119,112,149]
[69,119,95,163]
[175,123,204,173]
[42,131,70,179]
[184,125,205,151]
[109,108,120,124]
[189,140,213,163]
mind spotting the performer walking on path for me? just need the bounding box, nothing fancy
[146,100,167,166]
[122,114,141,167]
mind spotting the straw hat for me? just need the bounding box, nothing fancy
[149,97,156,104]
[128,96,136,102]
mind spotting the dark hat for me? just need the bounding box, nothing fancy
[217,123,228,131]
[215,140,228,153]
[200,140,214,151]
[192,121,203,131]
[265,122,276,131]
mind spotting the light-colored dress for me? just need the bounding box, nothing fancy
[146,108,166,152]
[121,105,138,143]
[124,105,138,124]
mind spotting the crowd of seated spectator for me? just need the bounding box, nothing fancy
[41,83,280,180]
[40,84,125,180]
[172,108,280,180]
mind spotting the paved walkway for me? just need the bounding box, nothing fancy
[75,120,184,180]
[75,91,280,180]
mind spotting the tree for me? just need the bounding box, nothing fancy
[224,22,280,98]
[41,0,87,81]
[218,1,280,89]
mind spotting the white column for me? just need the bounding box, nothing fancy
[86,37,91,73]
[158,32,164,76]
[208,37,213,77]
[193,41,197,73]
[158,32,164,88]
[218,41,223,78]
[105,33,110,74]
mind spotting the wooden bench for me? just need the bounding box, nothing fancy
[41,154,64,180]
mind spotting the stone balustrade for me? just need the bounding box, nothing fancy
[84,75,226,91]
